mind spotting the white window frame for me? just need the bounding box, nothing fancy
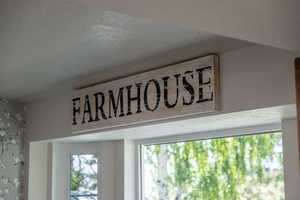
[52,143,103,200]
[135,123,282,200]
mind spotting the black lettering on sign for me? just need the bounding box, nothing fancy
[72,97,81,125]
[144,79,161,111]
[196,66,213,103]
[127,83,142,116]
[162,74,181,108]
[94,92,107,120]
[82,95,94,124]
[182,70,195,106]
[108,88,125,118]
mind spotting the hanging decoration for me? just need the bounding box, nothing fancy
[72,55,220,134]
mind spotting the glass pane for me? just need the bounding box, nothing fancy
[142,132,285,200]
[70,154,98,200]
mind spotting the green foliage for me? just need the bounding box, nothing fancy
[144,132,284,200]
[70,169,85,191]
[70,155,98,193]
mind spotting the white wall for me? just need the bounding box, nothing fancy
[26,45,299,142]
[282,119,300,200]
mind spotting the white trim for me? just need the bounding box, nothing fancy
[281,119,300,200]
[135,122,282,200]
[135,123,281,145]
[134,144,142,200]
[52,143,103,200]
[47,143,53,200]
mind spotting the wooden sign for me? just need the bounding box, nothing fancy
[72,55,220,134]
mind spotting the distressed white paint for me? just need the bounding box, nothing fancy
[72,55,219,134]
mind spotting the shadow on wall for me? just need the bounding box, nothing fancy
[0,99,25,200]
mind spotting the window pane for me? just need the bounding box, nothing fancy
[142,132,284,200]
[70,154,98,200]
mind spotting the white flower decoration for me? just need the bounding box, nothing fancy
[10,139,17,145]
[0,130,6,137]
[13,178,20,187]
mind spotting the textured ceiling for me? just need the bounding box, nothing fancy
[0,5,250,100]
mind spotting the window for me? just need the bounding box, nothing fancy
[70,154,98,200]
[141,132,284,200]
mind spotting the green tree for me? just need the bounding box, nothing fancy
[144,132,284,200]
[70,155,98,192]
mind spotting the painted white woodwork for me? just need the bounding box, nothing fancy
[72,55,219,134]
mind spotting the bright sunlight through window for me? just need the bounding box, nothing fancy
[70,154,98,200]
[141,132,284,200]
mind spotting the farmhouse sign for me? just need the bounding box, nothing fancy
[72,55,219,134]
